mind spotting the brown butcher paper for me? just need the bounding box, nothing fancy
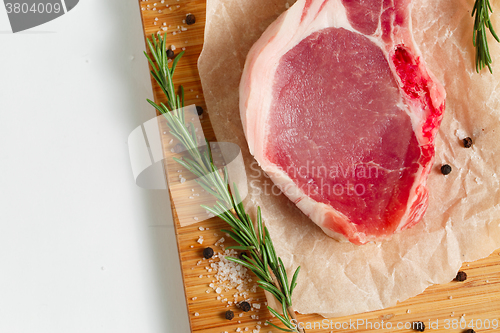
[198,0,500,317]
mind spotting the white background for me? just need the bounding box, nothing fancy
[0,1,190,332]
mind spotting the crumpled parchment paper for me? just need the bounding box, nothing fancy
[198,0,500,317]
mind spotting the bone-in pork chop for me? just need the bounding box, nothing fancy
[239,0,446,244]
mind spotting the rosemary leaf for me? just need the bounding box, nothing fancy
[290,266,301,295]
[225,245,255,251]
[472,0,500,73]
[266,321,296,332]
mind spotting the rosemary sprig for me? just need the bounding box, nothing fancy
[472,0,500,73]
[144,33,305,333]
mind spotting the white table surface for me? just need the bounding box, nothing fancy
[0,1,190,332]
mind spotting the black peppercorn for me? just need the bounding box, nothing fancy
[186,14,196,25]
[166,49,175,59]
[455,271,467,282]
[238,251,247,260]
[413,321,425,332]
[441,164,452,175]
[196,105,204,116]
[225,310,234,320]
[463,137,473,148]
[239,301,251,312]
[464,329,476,333]
[203,247,214,259]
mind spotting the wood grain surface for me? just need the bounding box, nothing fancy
[137,1,500,332]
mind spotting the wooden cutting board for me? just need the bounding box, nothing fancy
[137,1,500,332]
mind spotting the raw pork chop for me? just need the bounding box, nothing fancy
[239,0,446,244]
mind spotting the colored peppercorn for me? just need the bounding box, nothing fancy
[225,310,234,320]
[239,301,251,312]
[186,14,196,25]
[463,137,473,148]
[455,271,467,282]
[441,164,452,175]
[203,247,214,259]
[413,321,425,332]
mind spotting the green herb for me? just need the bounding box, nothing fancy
[143,33,305,333]
[472,0,500,73]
